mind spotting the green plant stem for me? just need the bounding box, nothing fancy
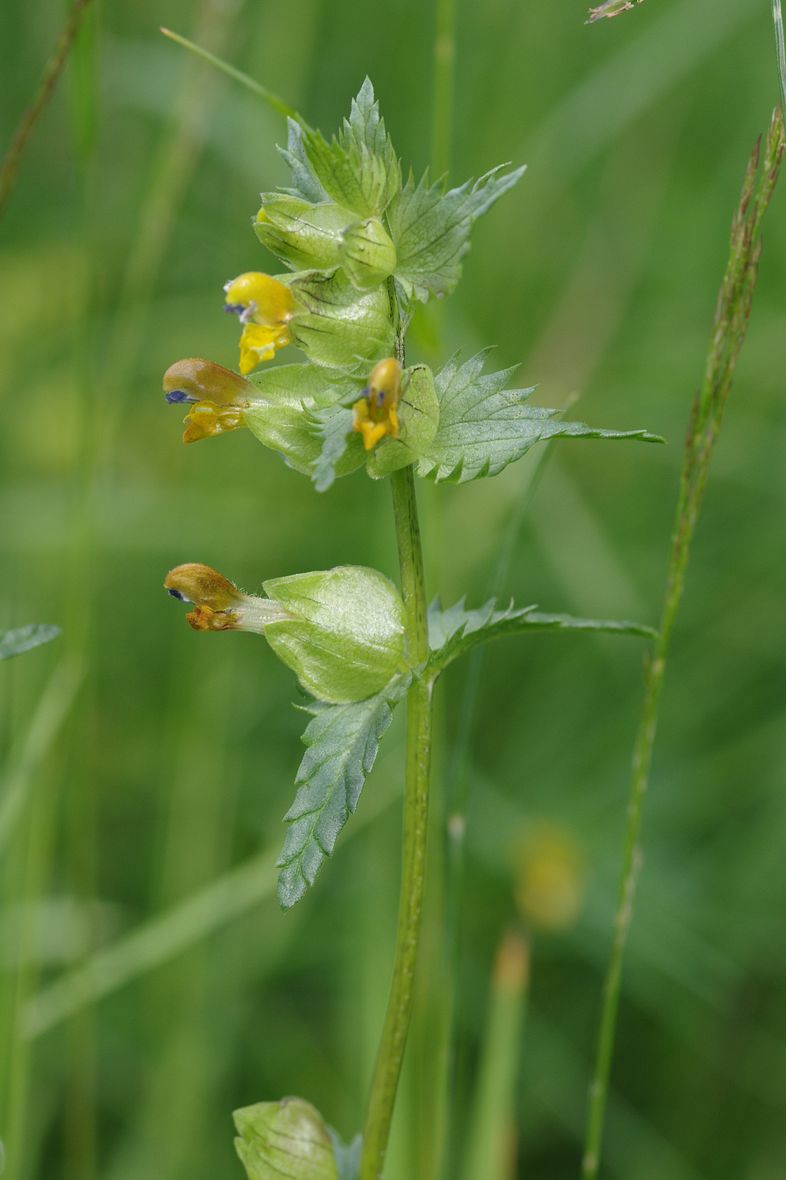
[360,464,433,1180]
[581,109,784,1180]
[439,440,557,1180]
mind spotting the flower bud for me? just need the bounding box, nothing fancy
[165,564,406,703]
[339,217,397,290]
[233,1097,339,1180]
[365,362,441,478]
[254,196,350,271]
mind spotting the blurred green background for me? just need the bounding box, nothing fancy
[2,0,785,1178]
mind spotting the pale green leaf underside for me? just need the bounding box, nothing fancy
[416,352,663,483]
[427,598,656,673]
[388,164,526,301]
[277,676,408,908]
[0,625,60,662]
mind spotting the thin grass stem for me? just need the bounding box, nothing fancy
[581,108,785,1180]
[0,0,94,217]
[160,27,300,122]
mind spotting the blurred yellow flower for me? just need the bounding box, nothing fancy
[513,823,585,932]
[352,357,401,451]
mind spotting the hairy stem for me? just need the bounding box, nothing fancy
[581,109,784,1180]
[360,463,433,1180]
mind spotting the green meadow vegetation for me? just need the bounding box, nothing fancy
[2,1,785,1178]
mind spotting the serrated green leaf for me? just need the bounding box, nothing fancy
[244,364,357,475]
[388,164,526,301]
[277,676,408,908]
[0,625,60,662]
[427,598,657,673]
[415,352,663,483]
[278,118,329,204]
[302,78,401,218]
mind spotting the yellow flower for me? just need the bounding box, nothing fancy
[238,323,292,375]
[224,272,297,374]
[163,358,253,444]
[352,357,401,451]
[164,564,288,634]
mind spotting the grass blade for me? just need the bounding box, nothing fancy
[461,931,529,1180]
[0,659,83,858]
[22,772,398,1039]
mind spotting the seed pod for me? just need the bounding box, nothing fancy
[262,565,406,702]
